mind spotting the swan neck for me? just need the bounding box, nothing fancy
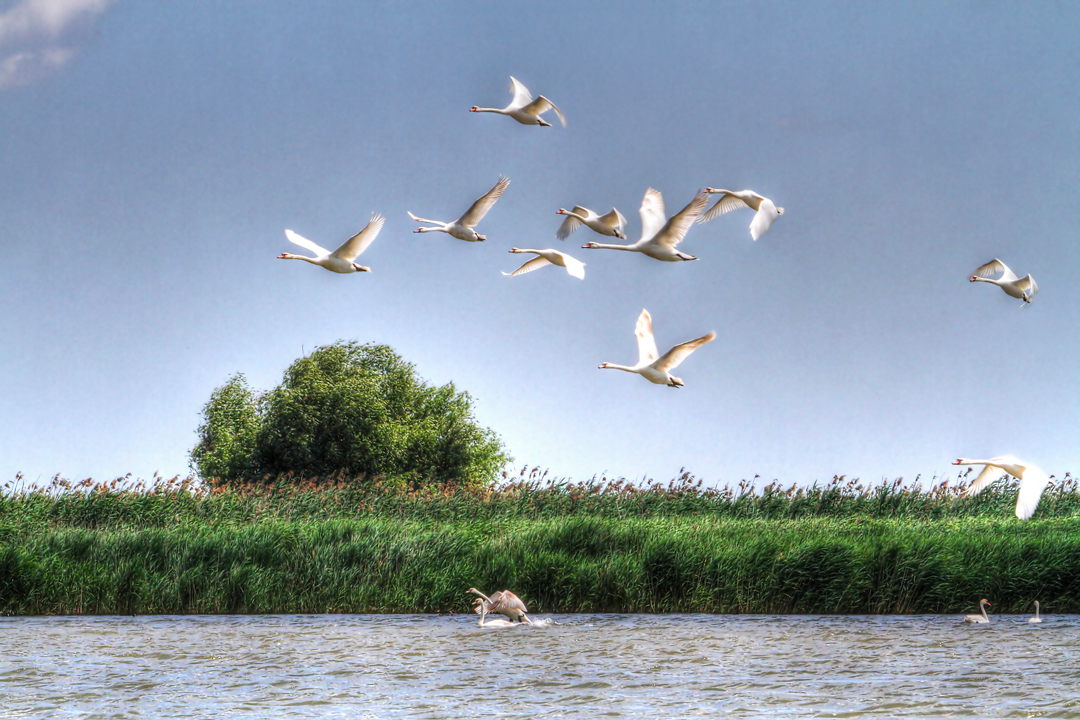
[601,363,638,373]
[473,107,502,114]
[281,253,319,265]
[590,242,634,251]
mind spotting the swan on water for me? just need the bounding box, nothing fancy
[969,258,1038,305]
[468,588,532,624]
[581,188,708,262]
[698,188,784,241]
[277,214,384,273]
[953,456,1051,520]
[1029,601,1042,623]
[408,177,510,242]
[470,76,566,127]
[964,598,991,623]
[599,308,715,388]
[477,605,516,628]
[503,248,585,280]
[556,206,627,240]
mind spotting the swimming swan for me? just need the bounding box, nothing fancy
[964,598,991,623]
[1029,601,1042,623]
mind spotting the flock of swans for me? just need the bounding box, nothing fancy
[274,75,1053,623]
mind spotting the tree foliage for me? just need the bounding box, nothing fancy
[190,342,510,486]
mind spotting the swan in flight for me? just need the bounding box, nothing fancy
[953,456,1051,520]
[277,214,384,273]
[964,598,991,623]
[969,259,1038,304]
[471,76,566,127]
[503,248,585,280]
[1029,601,1042,623]
[599,308,715,388]
[698,188,784,241]
[468,588,532,624]
[581,188,708,262]
[556,206,627,240]
[408,177,510,242]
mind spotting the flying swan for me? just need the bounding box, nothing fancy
[953,455,1052,520]
[599,308,715,388]
[277,214,384,273]
[969,259,1038,305]
[697,188,784,241]
[581,188,708,262]
[471,76,566,127]
[408,177,510,242]
[503,248,585,280]
[556,206,627,240]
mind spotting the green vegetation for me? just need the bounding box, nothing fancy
[1,471,1077,616]
[190,342,509,487]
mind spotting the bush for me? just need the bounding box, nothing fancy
[189,342,509,486]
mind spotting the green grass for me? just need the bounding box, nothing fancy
[1,470,1077,616]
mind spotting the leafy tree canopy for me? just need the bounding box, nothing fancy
[190,342,510,487]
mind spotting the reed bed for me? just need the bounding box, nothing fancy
[1,469,1077,616]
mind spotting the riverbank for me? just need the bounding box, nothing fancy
[1,473,1077,615]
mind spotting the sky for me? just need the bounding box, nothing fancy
[1,1,1078,488]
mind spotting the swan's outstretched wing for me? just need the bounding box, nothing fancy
[1015,275,1039,299]
[1015,466,1051,520]
[973,258,1017,282]
[284,229,330,257]
[491,590,528,614]
[749,199,781,241]
[654,331,717,372]
[459,176,511,227]
[555,251,586,279]
[599,207,627,232]
[332,214,384,260]
[503,256,552,277]
[634,309,660,366]
[507,76,533,110]
[698,190,751,224]
[964,465,1006,497]
[650,190,708,249]
[639,188,665,242]
[408,211,445,226]
[556,206,589,240]
[522,95,567,126]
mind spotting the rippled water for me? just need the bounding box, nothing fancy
[2,613,1078,718]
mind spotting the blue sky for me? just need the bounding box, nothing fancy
[1,1,1077,487]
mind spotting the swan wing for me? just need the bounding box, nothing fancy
[638,188,666,243]
[749,199,781,241]
[284,229,330,257]
[698,191,750,224]
[599,207,627,232]
[522,95,567,126]
[331,213,384,260]
[1015,466,1051,520]
[491,590,528,613]
[650,189,708,249]
[973,258,1016,282]
[503,256,552,277]
[635,309,660,366]
[1015,274,1038,298]
[964,465,1006,497]
[556,207,588,240]
[408,211,444,226]
[555,251,586,279]
[654,331,716,372]
[506,76,533,110]
[459,176,510,227]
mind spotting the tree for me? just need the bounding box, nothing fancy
[189,342,510,486]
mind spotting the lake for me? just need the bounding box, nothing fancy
[1,613,1076,718]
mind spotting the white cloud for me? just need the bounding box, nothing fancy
[0,0,115,90]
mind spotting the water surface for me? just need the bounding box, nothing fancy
[1,613,1077,718]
